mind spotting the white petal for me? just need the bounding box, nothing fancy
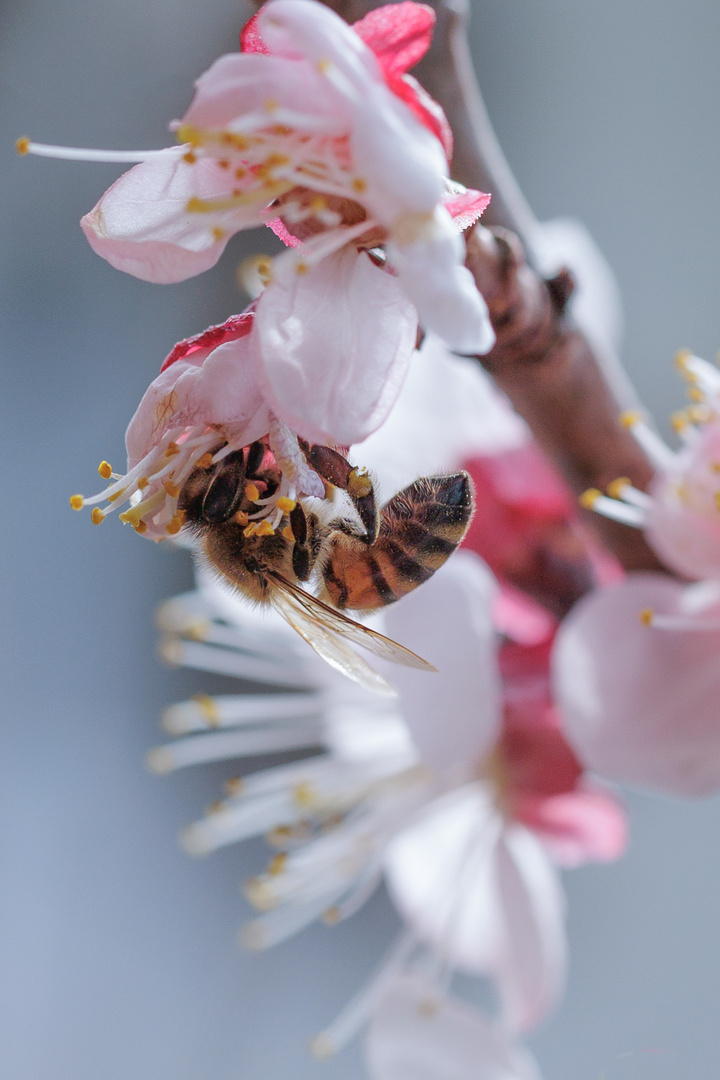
[383,552,501,772]
[493,826,567,1032]
[255,247,417,446]
[366,972,544,1080]
[384,788,566,1031]
[81,147,260,283]
[388,210,495,354]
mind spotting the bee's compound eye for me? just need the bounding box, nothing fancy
[201,453,246,523]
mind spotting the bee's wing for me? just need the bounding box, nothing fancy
[269,573,436,673]
[272,588,398,697]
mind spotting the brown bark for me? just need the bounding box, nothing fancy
[467,227,664,571]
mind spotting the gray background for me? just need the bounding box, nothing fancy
[1,1,720,1077]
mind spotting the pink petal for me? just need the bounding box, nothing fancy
[239,11,270,54]
[352,3,435,79]
[366,973,543,1080]
[515,784,627,868]
[80,148,251,283]
[552,574,720,796]
[263,217,301,248]
[125,332,269,466]
[161,309,255,372]
[383,552,502,772]
[390,73,453,160]
[444,188,492,232]
[182,52,351,133]
[254,247,417,446]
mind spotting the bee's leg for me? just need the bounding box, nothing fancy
[299,441,377,543]
[287,502,314,581]
[321,473,474,611]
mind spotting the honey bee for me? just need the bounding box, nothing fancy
[179,438,474,694]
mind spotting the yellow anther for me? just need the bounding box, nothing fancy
[264,98,279,112]
[165,510,186,536]
[711,462,720,474]
[186,196,206,213]
[245,482,260,502]
[316,58,332,74]
[218,159,230,170]
[606,477,630,499]
[293,781,314,807]
[164,441,180,458]
[69,495,84,510]
[15,136,30,156]
[235,166,247,179]
[688,386,705,402]
[267,853,287,876]
[689,405,711,425]
[212,226,226,241]
[233,510,249,526]
[98,460,112,480]
[108,487,126,502]
[133,521,148,534]
[194,693,221,727]
[674,348,693,373]
[671,410,689,433]
[243,522,259,538]
[196,452,214,469]
[175,124,201,147]
[225,777,244,797]
[163,479,180,498]
[579,488,602,510]
[276,496,296,513]
[182,151,197,164]
[347,468,373,499]
[352,177,368,193]
[309,196,328,213]
[282,524,294,542]
[91,508,105,525]
[295,261,309,275]
[207,799,224,816]
[323,906,341,925]
[137,476,150,490]
[619,410,642,429]
[639,608,654,626]
[255,519,275,537]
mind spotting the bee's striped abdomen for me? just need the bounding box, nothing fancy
[321,472,474,611]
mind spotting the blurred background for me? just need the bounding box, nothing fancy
[2,1,720,1077]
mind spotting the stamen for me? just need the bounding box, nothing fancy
[579,489,645,527]
[17,139,171,162]
[69,495,84,510]
[145,721,324,776]
[161,692,322,736]
[158,637,316,688]
[98,461,112,480]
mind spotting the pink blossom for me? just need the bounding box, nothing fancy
[76,0,494,355]
[552,572,720,796]
[583,352,720,595]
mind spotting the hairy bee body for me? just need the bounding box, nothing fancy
[320,473,472,610]
[178,439,474,690]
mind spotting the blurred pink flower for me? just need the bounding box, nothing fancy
[583,352,720,589]
[365,971,543,1080]
[553,572,720,796]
